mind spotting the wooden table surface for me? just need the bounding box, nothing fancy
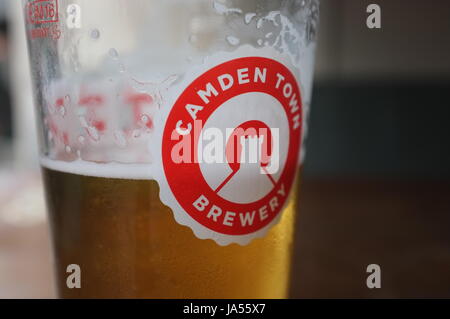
[1,176,449,298]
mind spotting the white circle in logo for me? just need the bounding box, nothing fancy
[198,92,290,204]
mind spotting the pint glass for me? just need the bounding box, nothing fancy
[23,0,319,298]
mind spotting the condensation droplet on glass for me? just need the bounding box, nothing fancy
[213,1,243,15]
[77,135,85,145]
[141,115,150,124]
[266,11,280,27]
[114,130,127,147]
[65,145,72,153]
[109,48,119,59]
[188,34,198,44]
[78,114,88,126]
[226,36,240,46]
[59,107,66,117]
[90,29,100,40]
[48,131,53,140]
[64,95,71,104]
[76,150,81,158]
[244,13,256,25]
[118,64,125,73]
[257,39,263,46]
[256,19,264,29]
[87,127,99,141]
[47,104,55,115]
[265,32,273,38]
[132,130,141,138]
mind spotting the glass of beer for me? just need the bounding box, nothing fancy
[23,0,319,298]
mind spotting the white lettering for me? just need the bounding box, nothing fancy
[197,83,219,104]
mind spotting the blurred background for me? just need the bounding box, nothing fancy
[0,0,449,298]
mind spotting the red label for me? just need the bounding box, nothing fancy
[162,57,302,236]
[27,0,59,25]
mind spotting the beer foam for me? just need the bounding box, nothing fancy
[40,157,154,180]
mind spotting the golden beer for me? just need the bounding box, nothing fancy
[43,166,299,298]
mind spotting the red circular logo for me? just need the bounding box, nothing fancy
[162,57,302,236]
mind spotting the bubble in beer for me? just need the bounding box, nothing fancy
[90,29,100,40]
